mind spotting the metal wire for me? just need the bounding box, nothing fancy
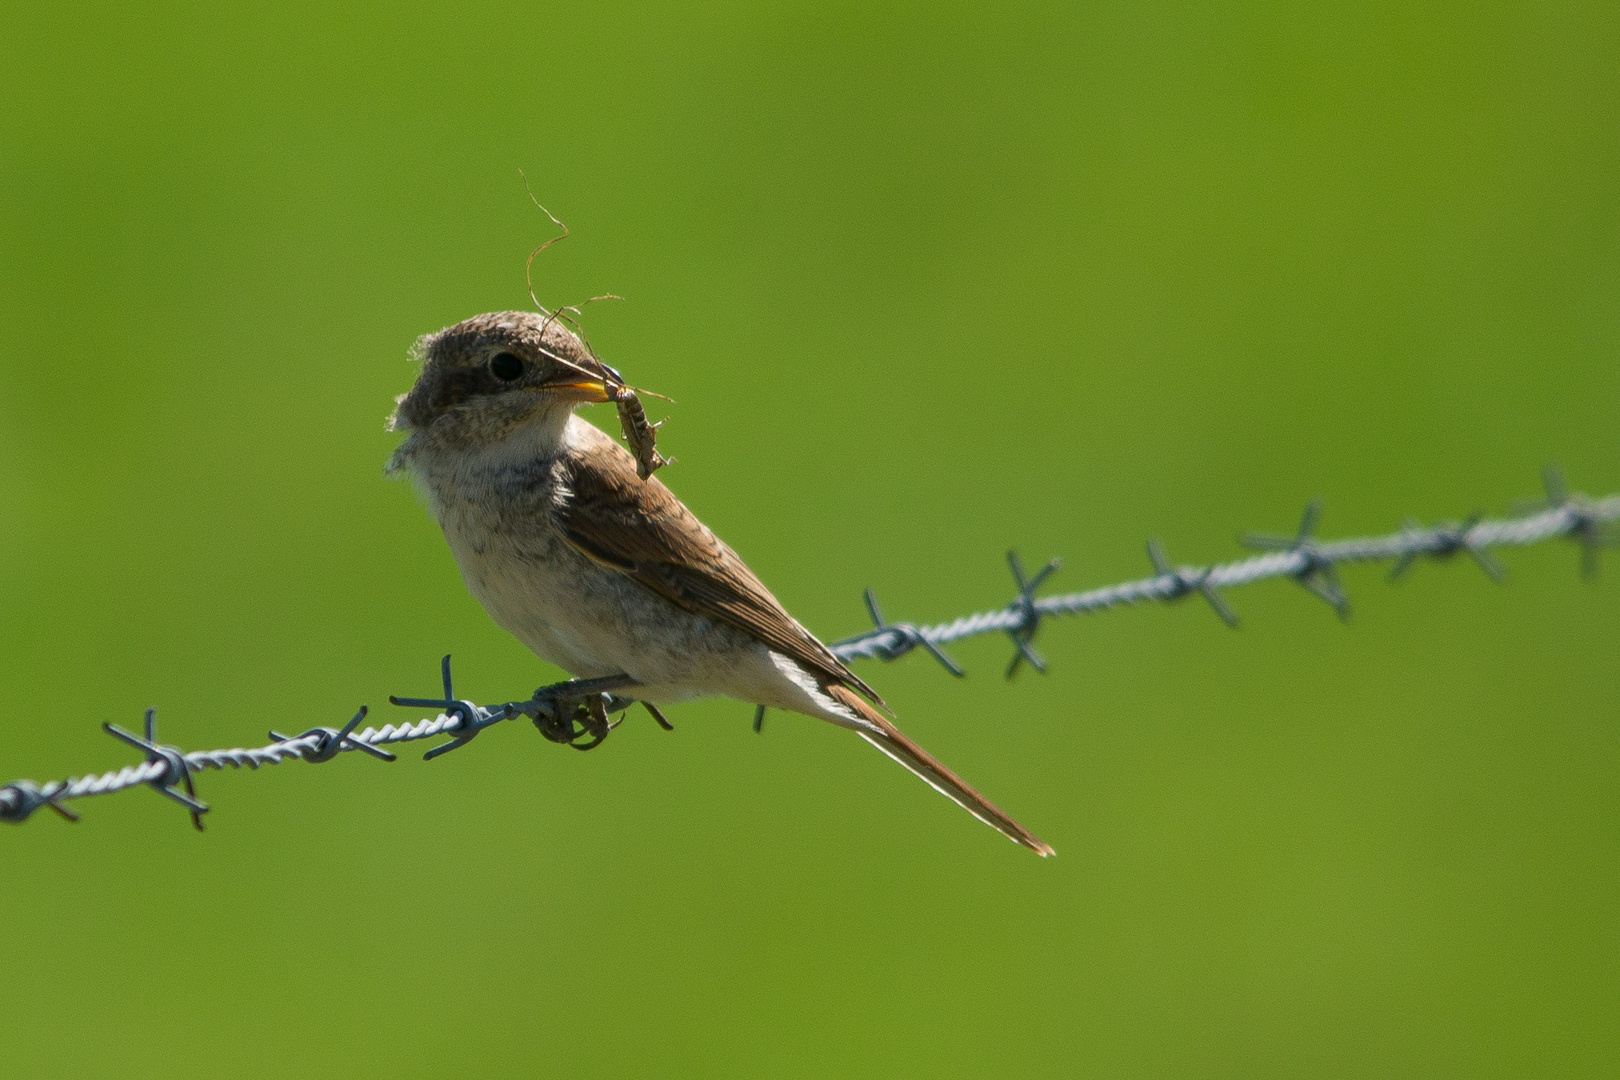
[3,466,1615,827]
[831,469,1619,665]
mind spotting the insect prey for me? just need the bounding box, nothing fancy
[609,380,672,481]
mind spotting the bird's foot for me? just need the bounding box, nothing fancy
[526,674,642,752]
[532,694,618,750]
[390,659,646,760]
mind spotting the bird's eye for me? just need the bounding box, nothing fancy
[490,352,524,382]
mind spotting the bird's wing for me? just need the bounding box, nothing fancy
[552,430,883,704]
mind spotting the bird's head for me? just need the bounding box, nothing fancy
[388,310,620,460]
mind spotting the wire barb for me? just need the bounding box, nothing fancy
[1387,515,1506,584]
[1003,551,1062,678]
[1539,465,1612,580]
[389,655,516,761]
[1240,499,1352,621]
[643,701,675,731]
[103,708,208,831]
[269,705,397,763]
[860,587,966,676]
[1147,538,1240,627]
[0,780,78,823]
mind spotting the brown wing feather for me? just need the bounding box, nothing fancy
[553,433,883,705]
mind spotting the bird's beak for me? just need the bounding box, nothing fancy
[536,379,614,404]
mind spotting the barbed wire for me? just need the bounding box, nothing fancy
[3,465,1615,828]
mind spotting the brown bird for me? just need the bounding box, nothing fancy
[387,310,1052,855]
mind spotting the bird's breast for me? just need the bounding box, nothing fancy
[418,453,610,674]
[408,447,754,696]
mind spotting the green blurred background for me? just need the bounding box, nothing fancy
[2,2,1618,1076]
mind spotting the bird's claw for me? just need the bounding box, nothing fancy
[529,682,632,751]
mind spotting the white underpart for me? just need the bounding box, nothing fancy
[761,651,882,735]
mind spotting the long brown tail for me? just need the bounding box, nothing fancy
[823,683,1054,856]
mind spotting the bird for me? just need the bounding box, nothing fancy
[387,309,1052,855]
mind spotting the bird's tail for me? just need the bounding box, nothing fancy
[822,683,1054,856]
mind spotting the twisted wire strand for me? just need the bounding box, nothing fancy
[827,492,1620,661]
[4,715,482,814]
[3,475,1615,826]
